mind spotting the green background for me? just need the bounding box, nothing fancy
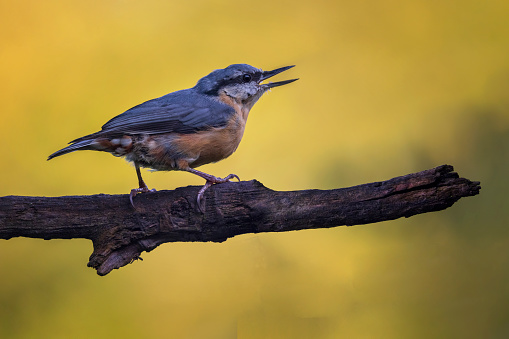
[1,0,508,338]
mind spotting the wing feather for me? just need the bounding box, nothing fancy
[97,89,234,137]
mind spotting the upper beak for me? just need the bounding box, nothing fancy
[260,65,298,88]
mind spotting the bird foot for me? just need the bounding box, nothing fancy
[130,186,157,207]
[197,174,240,213]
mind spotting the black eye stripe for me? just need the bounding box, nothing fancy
[237,72,261,84]
[207,72,262,95]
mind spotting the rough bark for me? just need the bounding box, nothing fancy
[0,165,480,275]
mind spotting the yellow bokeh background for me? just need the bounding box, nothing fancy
[1,0,509,338]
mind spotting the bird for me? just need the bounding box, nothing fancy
[48,63,298,211]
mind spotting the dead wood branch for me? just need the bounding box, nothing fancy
[0,165,480,275]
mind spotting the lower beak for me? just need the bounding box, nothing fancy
[260,65,298,88]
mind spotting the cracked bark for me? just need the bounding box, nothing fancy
[0,165,480,275]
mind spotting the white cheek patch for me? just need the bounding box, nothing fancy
[224,83,262,101]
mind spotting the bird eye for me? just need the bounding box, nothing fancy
[242,74,252,83]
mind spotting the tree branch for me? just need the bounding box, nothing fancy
[0,165,480,275]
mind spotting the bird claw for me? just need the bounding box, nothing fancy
[224,174,240,182]
[196,174,240,213]
[130,187,156,208]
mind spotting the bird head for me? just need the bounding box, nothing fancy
[194,64,297,110]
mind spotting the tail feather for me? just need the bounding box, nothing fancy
[47,139,95,160]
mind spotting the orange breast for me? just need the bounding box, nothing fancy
[171,114,245,168]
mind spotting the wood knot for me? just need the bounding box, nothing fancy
[158,196,201,232]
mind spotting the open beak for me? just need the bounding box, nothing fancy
[260,65,298,88]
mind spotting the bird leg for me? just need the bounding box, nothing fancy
[185,167,240,212]
[129,163,156,207]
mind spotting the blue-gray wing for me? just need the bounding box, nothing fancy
[96,89,234,137]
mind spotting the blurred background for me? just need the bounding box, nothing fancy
[1,0,508,338]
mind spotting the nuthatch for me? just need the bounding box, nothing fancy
[48,64,297,211]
